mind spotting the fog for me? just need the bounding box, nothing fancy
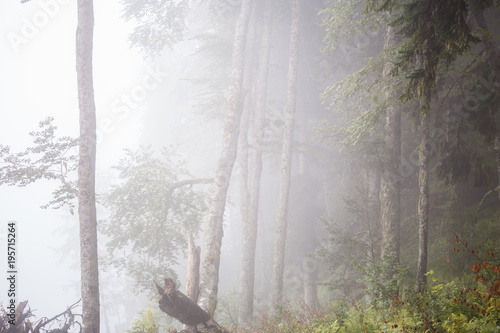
[0,0,253,329]
[0,0,151,328]
[1,0,500,332]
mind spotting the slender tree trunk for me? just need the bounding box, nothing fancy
[367,168,381,260]
[494,134,500,200]
[236,2,256,325]
[416,99,430,293]
[76,0,99,332]
[299,173,319,309]
[238,1,273,325]
[380,26,401,273]
[102,305,111,333]
[271,0,300,311]
[296,104,319,310]
[303,261,319,309]
[198,0,253,316]
[238,5,256,241]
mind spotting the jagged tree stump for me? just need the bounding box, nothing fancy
[186,233,201,303]
[155,278,229,333]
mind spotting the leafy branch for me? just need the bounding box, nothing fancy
[0,117,78,213]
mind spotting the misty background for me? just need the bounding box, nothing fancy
[1,0,500,332]
[0,0,292,330]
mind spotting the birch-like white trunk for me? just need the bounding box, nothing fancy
[76,0,99,331]
[271,0,300,311]
[238,0,272,326]
[198,0,253,316]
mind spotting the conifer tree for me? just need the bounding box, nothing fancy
[372,0,478,291]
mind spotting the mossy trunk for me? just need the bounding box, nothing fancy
[380,26,401,278]
[416,108,430,293]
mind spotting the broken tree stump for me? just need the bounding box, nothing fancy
[186,233,201,303]
[155,278,229,333]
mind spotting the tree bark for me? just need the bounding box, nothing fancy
[238,0,272,327]
[379,26,401,277]
[185,234,201,332]
[303,259,319,309]
[416,108,430,293]
[367,168,381,260]
[76,0,99,332]
[271,0,300,311]
[237,0,257,240]
[236,13,253,331]
[471,4,500,201]
[198,0,253,316]
[186,233,201,303]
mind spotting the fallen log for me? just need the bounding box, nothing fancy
[155,278,229,333]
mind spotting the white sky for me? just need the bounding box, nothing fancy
[0,0,150,323]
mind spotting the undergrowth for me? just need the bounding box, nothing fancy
[240,235,500,333]
[125,236,500,332]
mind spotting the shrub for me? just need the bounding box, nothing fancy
[127,308,159,333]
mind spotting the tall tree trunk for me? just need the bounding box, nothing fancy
[296,103,319,310]
[238,2,256,243]
[236,1,255,324]
[76,0,99,332]
[303,260,319,309]
[494,134,500,201]
[416,103,430,293]
[271,0,300,310]
[198,0,253,316]
[367,168,381,260]
[380,26,401,275]
[471,4,500,201]
[238,0,272,327]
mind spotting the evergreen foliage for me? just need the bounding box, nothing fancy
[384,0,479,108]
